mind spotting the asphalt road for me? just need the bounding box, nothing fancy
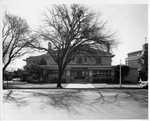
[2,89,148,120]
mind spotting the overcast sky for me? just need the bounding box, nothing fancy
[2,0,148,71]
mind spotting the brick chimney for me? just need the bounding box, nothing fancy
[48,42,52,50]
[107,43,110,53]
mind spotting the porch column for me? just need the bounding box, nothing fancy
[89,70,93,83]
[111,69,115,82]
[42,69,49,83]
[66,70,70,83]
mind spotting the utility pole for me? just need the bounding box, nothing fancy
[119,60,122,88]
[145,37,147,43]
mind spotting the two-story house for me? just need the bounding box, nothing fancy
[24,46,115,83]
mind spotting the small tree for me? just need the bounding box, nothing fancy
[138,44,148,81]
[141,48,148,81]
[2,12,32,72]
[30,4,117,87]
[114,65,130,82]
[24,62,43,83]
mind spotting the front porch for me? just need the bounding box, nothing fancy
[41,65,115,83]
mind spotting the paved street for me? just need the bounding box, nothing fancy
[2,88,148,120]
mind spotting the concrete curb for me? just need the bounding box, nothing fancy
[3,87,143,90]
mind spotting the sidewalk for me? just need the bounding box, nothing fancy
[3,81,142,89]
[93,83,141,89]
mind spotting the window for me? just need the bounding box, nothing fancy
[96,57,101,64]
[48,70,58,77]
[93,70,111,77]
[77,57,82,64]
[71,71,75,77]
[71,70,88,78]
[84,57,87,62]
[82,70,88,77]
[93,70,97,77]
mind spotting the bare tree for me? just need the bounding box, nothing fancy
[2,12,32,72]
[30,4,117,88]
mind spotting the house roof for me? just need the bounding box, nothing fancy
[24,49,115,61]
[127,50,142,57]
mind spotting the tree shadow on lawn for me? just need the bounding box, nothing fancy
[29,89,84,114]
[27,90,122,117]
[123,90,148,107]
[4,89,140,116]
[90,91,118,104]
[28,90,120,115]
[3,90,29,107]
[84,91,120,114]
[3,89,84,114]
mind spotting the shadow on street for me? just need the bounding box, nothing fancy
[3,89,148,119]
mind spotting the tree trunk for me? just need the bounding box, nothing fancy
[57,69,63,88]
[3,59,11,73]
[3,65,7,73]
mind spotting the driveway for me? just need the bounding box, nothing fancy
[2,89,148,120]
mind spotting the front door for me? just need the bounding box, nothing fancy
[77,71,82,79]
[70,70,87,83]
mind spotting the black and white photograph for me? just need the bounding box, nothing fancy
[1,0,148,120]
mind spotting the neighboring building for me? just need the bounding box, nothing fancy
[125,43,148,69]
[24,47,116,83]
[125,43,148,82]
[125,50,142,69]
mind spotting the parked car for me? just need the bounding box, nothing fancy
[139,81,148,89]
[12,78,21,82]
